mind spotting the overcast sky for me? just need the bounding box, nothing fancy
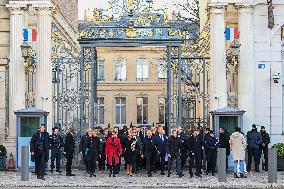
[78,0,184,20]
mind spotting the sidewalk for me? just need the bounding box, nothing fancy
[0,170,283,188]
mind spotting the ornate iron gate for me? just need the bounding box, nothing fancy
[51,25,85,166]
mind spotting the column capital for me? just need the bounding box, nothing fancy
[34,5,55,15]
[6,5,26,15]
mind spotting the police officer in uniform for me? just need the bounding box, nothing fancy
[30,124,50,180]
[260,126,270,171]
[49,127,64,173]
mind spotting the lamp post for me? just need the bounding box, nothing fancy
[20,41,31,59]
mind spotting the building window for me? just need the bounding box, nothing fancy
[115,97,126,124]
[137,97,148,124]
[157,59,167,80]
[136,58,149,81]
[97,97,104,124]
[114,58,127,81]
[158,97,166,125]
[98,59,105,81]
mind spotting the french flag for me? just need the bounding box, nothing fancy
[225,27,238,41]
[23,28,37,42]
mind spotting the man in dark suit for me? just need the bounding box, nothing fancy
[177,126,189,172]
[153,126,167,175]
[188,128,203,178]
[166,129,183,177]
[142,129,156,177]
[30,124,49,180]
[132,126,142,173]
[64,127,76,176]
[79,128,92,173]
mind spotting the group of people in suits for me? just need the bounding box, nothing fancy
[30,124,76,180]
[30,123,270,180]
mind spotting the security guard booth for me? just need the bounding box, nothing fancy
[211,106,245,171]
[15,107,49,168]
[211,106,245,137]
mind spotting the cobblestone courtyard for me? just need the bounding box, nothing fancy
[0,170,284,188]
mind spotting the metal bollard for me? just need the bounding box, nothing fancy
[268,148,277,183]
[218,148,227,182]
[21,146,29,181]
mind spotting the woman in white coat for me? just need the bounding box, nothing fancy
[230,127,247,178]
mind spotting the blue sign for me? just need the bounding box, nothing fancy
[258,64,265,69]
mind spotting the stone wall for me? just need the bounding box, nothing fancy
[0,0,9,144]
[52,0,78,32]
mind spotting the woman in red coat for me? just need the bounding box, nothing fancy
[105,131,122,177]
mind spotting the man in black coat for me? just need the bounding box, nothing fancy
[247,124,262,172]
[166,129,183,177]
[188,128,203,178]
[142,129,156,177]
[219,127,230,170]
[260,126,270,171]
[30,124,49,180]
[153,126,168,175]
[64,127,76,176]
[49,127,64,173]
[132,126,142,173]
[177,126,189,172]
[79,128,92,173]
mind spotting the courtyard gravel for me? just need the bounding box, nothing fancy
[0,170,283,188]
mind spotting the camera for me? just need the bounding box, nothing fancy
[272,72,280,83]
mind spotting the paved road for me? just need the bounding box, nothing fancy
[1,170,284,188]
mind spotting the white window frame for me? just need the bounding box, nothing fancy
[157,59,167,80]
[114,58,127,81]
[115,97,126,125]
[97,97,104,125]
[136,58,149,81]
[136,97,148,125]
[158,97,166,125]
[97,59,105,81]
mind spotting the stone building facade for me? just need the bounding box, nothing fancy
[207,0,284,143]
[0,0,79,160]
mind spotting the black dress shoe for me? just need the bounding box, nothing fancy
[195,173,202,178]
[41,177,46,180]
[148,173,152,177]
[212,173,215,176]
[66,173,76,176]
[160,172,165,175]
[56,170,62,173]
[50,169,54,173]
[113,174,116,177]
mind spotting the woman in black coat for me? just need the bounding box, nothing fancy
[86,130,102,177]
[124,130,136,176]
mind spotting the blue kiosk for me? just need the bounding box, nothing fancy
[14,107,49,168]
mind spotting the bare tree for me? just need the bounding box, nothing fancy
[173,0,200,25]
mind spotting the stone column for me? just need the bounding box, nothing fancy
[209,6,227,111]
[7,6,26,141]
[35,6,53,133]
[238,6,255,132]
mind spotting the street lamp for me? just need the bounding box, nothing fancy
[230,39,241,56]
[20,41,31,59]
